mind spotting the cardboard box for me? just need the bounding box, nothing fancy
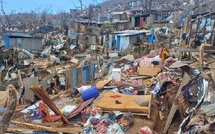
[139,65,161,76]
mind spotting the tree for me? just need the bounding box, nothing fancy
[73,0,84,11]
[88,4,94,21]
[40,6,52,24]
[143,0,152,13]
[0,0,16,40]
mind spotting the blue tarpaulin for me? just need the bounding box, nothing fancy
[147,29,158,44]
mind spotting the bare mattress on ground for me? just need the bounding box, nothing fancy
[94,91,152,118]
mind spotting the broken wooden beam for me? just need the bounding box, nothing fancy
[10,121,57,132]
[0,85,17,133]
[53,127,82,133]
[6,127,34,133]
[30,86,69,124]
[199,44,215,70]
[6,126,82,133]
[174,47,215,53]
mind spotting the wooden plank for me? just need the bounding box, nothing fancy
[53,127,82,133]
[174,47,215,53]
[190,11,215,22]
[148,94,152,119]
[199,44,205,70]
[163,73,191,134]
[30,86,69,124]
[96,79,112,89]
[0,70,2,85]
[10,121,57,132]
[7,126,81,133]
[210,70,215,82]
[199,45,215,70]
[34,122,63,127]
[0,85,17,133]
[6,127,34,132]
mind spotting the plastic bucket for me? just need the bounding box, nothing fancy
[81,86,99,101]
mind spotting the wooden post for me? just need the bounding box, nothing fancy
[0,85,17,133]
[0,70,2,85]
[179,28,183,47]
[188,21,193,48]
[199,44,205,71]
[10,121,57,132]
[194,18,201,42]
[209,18,215,44]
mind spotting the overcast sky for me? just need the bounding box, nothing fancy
[3,0,97,14]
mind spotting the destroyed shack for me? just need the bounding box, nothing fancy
[0,0,215,134]
[4,34,43,51]
[111,30,150,51]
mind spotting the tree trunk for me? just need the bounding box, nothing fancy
[0,84,17,133]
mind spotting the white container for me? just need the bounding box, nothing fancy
[112,68,121,82]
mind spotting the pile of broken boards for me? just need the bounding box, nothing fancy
[174,45,215,134]
[4,44,215,134]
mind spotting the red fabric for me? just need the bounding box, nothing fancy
[140,17,146,27]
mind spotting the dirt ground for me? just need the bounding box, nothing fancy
[126,85,181,134]
[126,108,181,134]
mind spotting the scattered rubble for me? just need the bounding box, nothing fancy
[0,0,215,134]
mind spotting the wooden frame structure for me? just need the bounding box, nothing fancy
[188,11,215,48]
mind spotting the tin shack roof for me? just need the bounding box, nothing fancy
[112,30,151,36]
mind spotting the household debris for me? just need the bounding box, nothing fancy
[0,1,215,134]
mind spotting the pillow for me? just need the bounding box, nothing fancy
[135,96,149,106]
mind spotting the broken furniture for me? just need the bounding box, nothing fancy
[30,86,69,124]
[199,44,215,70]
[94,91,152,118]
[38,103,61,123]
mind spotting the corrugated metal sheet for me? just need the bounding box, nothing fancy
[113,30,150,36]
[4,34,43,50]
[66,63,96,89]
[4,34,10,49]
[9,38,43,51]
[72,69,78,88]
[82,66,89,84]
[90,64,96,81]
